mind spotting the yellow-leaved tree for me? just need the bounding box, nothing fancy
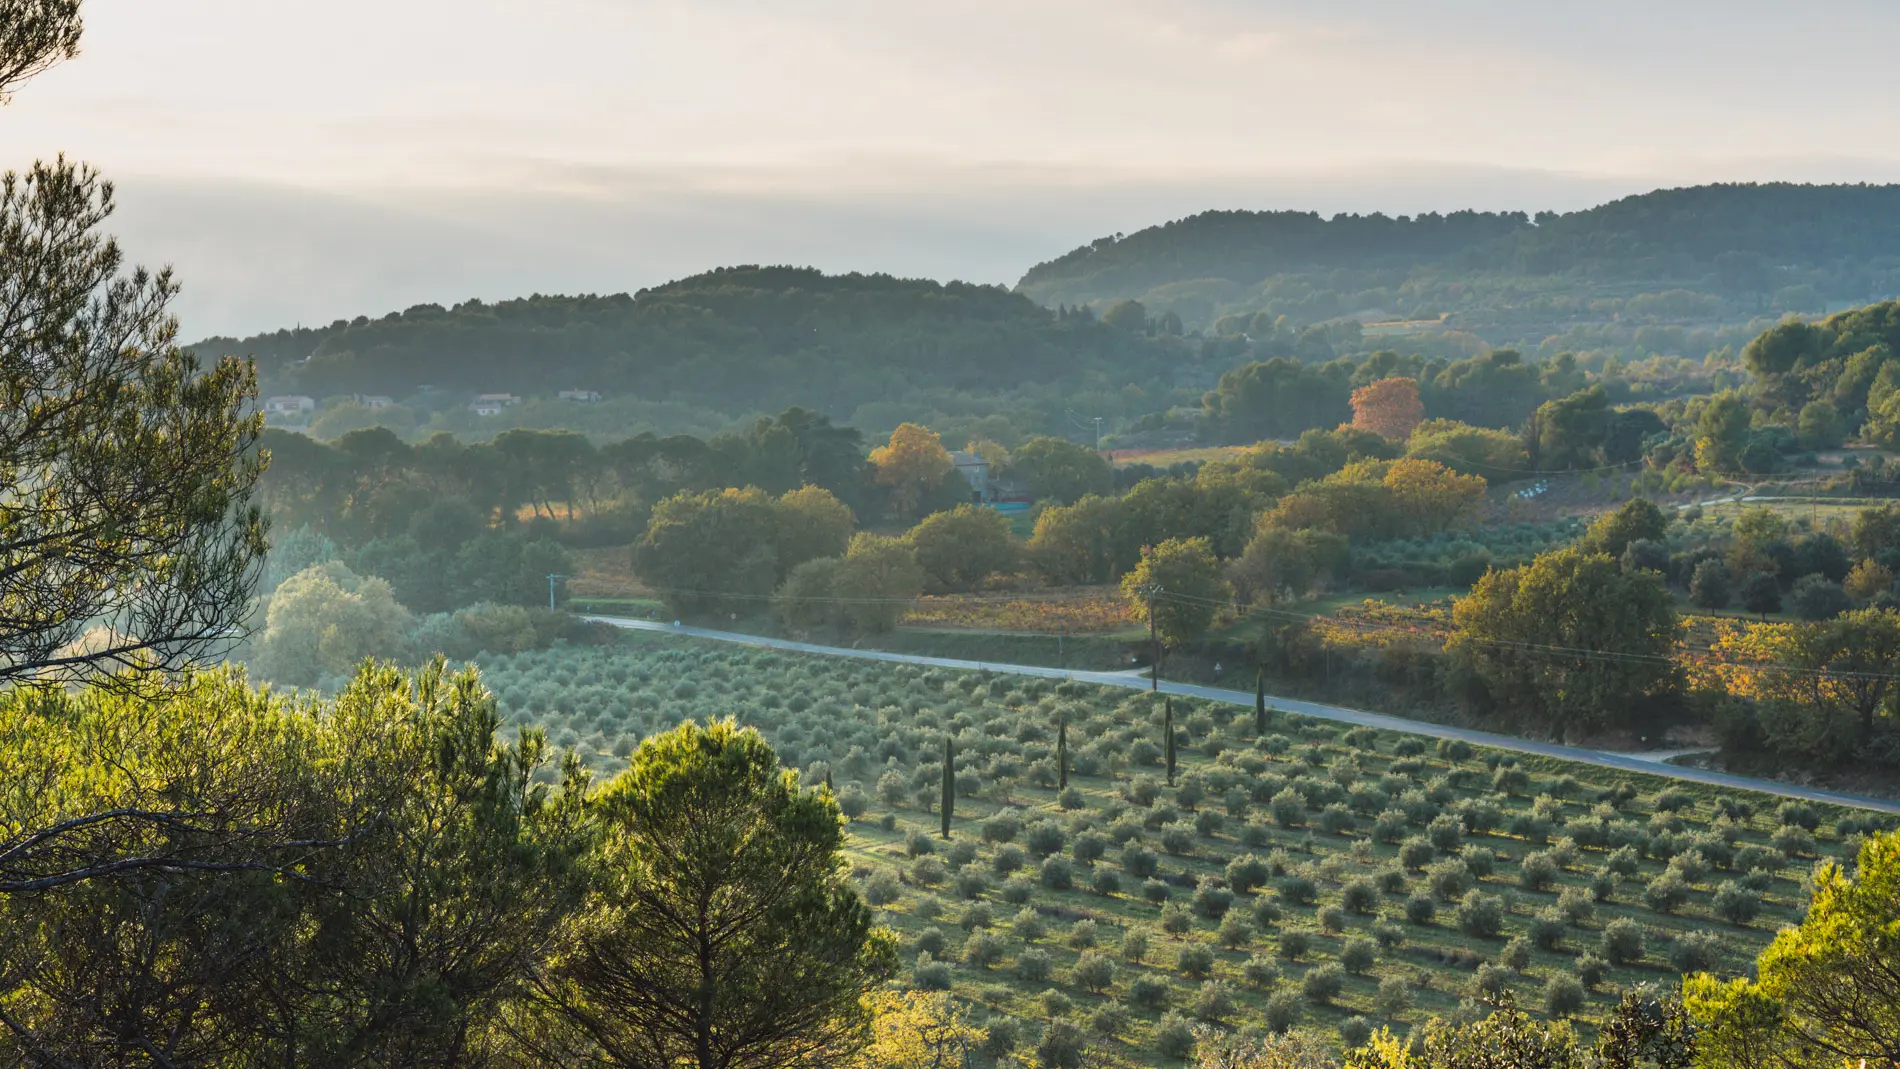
[1685,827,1900,1069]
[854,991,983,1069]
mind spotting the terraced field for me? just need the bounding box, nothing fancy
[475,633,1885,1066]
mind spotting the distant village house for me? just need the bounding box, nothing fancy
[469,393,522,416]
[950,451,989,502]
[558,389,602,403]
[264,395,315,418]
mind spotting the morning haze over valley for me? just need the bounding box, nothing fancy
[0,3,1898,1067]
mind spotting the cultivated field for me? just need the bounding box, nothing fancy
[475,634,1883,1066]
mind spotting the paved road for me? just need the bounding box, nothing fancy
[586,615,1900,816]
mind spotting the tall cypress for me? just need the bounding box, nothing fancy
[941,736,955,839]
[1056,714,1069,792]
[1163,697,1176,787]
[1255,668,1268,736]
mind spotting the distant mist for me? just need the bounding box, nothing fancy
[113,162,1657,341]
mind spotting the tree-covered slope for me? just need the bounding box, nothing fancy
[193,266,1193,426]
[1016,210,1531,306]
[1015,184,1900,338]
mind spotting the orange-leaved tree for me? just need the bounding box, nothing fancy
[1350,377,1425,442]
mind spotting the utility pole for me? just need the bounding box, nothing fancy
[1142,582,1164,692]
[547,573,567,611]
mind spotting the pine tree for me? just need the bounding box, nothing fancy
[1163,698,1177,787]
[1255,668,1268,736]
[1056,714,1069,792]
[941,737,955,839]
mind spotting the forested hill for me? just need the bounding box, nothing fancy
[192,266,1190,428]
[1015,209,1532,304]
[1016,183,1900,331]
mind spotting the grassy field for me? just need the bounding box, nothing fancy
[1108,446,1252,468]
[473,633,1884,1066]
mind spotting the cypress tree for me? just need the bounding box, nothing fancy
[941,736,955,839]
[1255,668,1268,736]
[825,769,834,795]
[1056,714,1068,792]
[1163,698,1176,787]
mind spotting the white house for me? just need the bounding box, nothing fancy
[469,393,522,416]
[558,389,602,403]
[264,395,315,418]
[358,394,396,410]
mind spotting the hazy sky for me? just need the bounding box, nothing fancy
[6,0,1900,336]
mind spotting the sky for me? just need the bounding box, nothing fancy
[5,0,1900,336]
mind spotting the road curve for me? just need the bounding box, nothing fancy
[584,615,1900,816]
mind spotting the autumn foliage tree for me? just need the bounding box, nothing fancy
[1350,377,1426,442]
[870,423,954,519]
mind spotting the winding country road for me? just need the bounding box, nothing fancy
[584,615,1900,816]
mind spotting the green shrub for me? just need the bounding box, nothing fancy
[1264,991,1302,1033]
[1243,955,1280,988]
[1428,859,1473,901]
[863,870,901,905]
[1036,1020,1086,1069]
[1302,963,1345,1005]
[1012,907,1046,941]
[1176,942,1215,979]
[1129,975,1170,1010]
[914,927,946,957]
[1279,875,1318,906]
[1154,1012,1195,1058]
[1499,935,1532,971]
[1518,851,1560,892]
[1669,931,1722,973]
[1192,877,1234,919]
[963,930,1005,967]
[913,952,952,990]
[1073,950,1117,994]
[1341,936,1378,974]
[1193,979,1237,1022]
[1342,877,1380,914]
[1472,962,1510,999]
[1528,909,1565,950]
[1376,974,1412,1015]
[1575,952,1608,989]
[1643,870,1689,913]
[1713,880,1763,925]
[1544,975,1587,1017]
[1456,891,1505,938]
[1600,918,1644,965]
[1218,913,1253,949]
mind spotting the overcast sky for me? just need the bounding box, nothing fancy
[5,0,1900,336]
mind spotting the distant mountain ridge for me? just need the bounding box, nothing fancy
[196,184,1900,443]
[1015,183,1900,328]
